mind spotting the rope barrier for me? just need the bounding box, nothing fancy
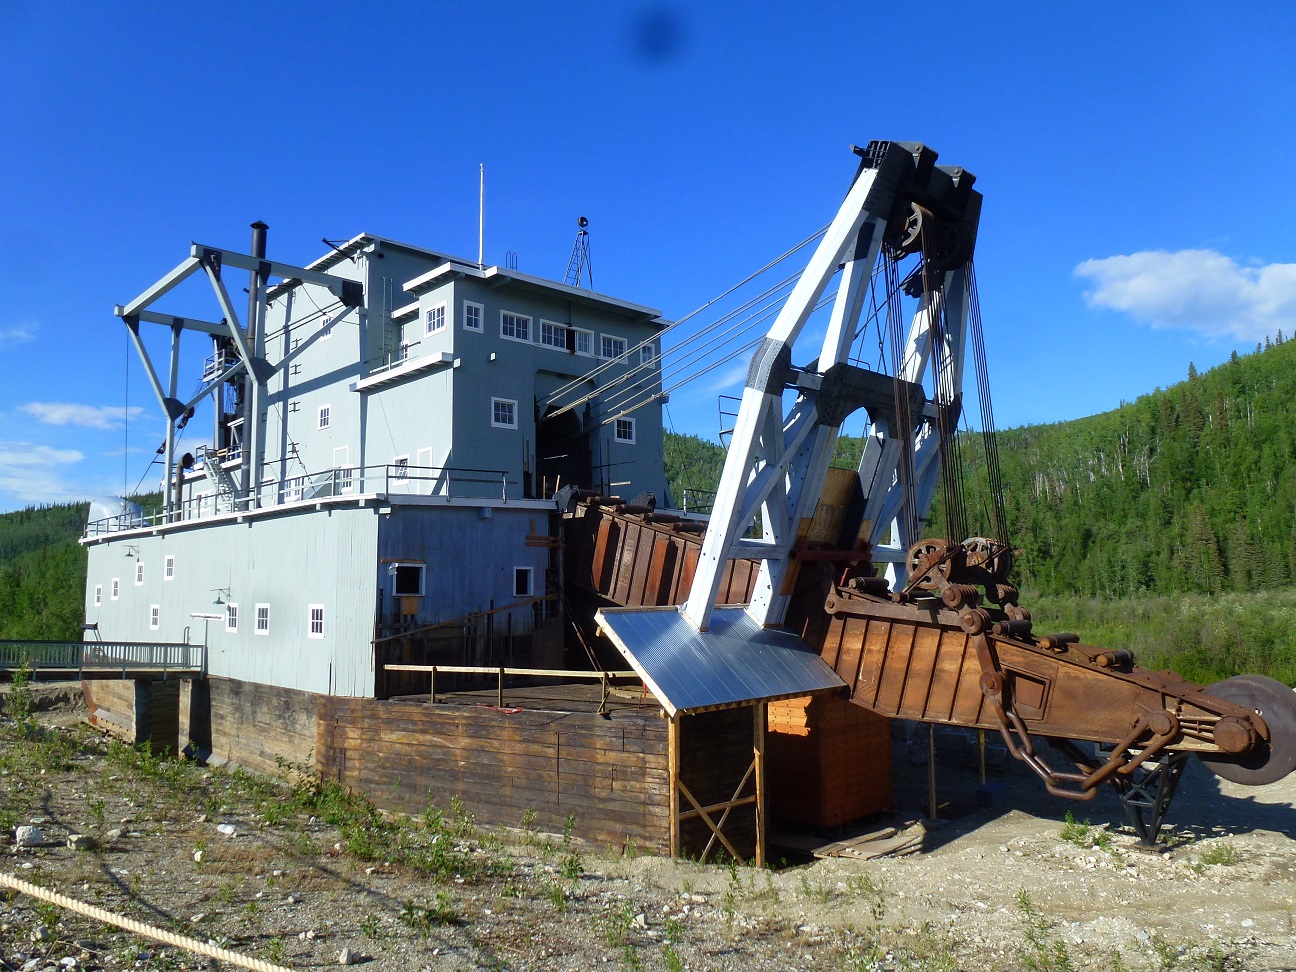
[0,872,294,972]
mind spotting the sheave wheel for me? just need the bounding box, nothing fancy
[1198,675,1296,786]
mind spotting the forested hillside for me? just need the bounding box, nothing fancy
[665,334,1296,600]
[0,502,90,641]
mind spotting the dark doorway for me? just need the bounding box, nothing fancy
[535,406,591,499]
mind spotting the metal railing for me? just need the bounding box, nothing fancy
[0,640,205,677]
[84,462,514,536]
[382,663,641,713]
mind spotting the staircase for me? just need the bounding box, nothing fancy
[196,445,243,512]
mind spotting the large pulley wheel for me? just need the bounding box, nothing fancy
[1198,675,1296,786]
[963,537,1013,581]
[906,539,951,591]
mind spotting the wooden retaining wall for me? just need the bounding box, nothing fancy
[317,696,671,851]
[83,678,179,756]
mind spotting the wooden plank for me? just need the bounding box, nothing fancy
[668,715,680,858]
[754,702,766,868]
[834,616,871,687]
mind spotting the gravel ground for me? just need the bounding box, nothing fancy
[1,685,1294,971]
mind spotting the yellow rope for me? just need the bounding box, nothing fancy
[0,872,294,972]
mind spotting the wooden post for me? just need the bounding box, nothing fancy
[927,722,937,820]
[753,701,766,868]
[498,666,505,708]
[668,714,680,859]
[430,666,437,705]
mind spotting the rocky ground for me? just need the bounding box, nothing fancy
[1,683,1294,971]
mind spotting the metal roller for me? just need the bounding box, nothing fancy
[1199,675,1296,786]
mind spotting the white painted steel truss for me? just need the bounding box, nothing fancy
[115,241,362,517]
[683,142,980,631]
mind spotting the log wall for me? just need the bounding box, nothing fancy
[83,678,179,756]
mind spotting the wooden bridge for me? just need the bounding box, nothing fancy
[0,640,205,679]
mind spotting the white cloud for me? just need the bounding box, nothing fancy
[0,322,37,348]
[18,402,145,431]
[0,442,87,503]
[1075,249,1296,340]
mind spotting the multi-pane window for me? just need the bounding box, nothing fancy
[640,343,657,366]
[318,405,331,430]
[615,417,637,444]
[164,555,175,580]
[255,604,270,635]
[94,585,102,606]
[539,321,568,349]
[601,335,627,360]
[463,301,483,331]
[336,466,354,492]
[425,303,446,334]
[393,456,410,482]
[111,578,120,600]
[491,398,518,429]
[319,315,333,339]
[574,329,593,356]
[225,603,239,633]
[308,605,325,639]
[135,562,144,586]
[282,476,304,503]
[500,311,531,342]
[149,605,160,630]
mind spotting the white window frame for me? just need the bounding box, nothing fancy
[539,320,569,350]
[164,555,175,581]
[225,602,239,634]
[134,562,144,586]
[463,300,483,332]
[111,578,120,601]
[333,445,354,494]
[318,404,331,430]
[319,314,333,340]
[425,302,447,335]
[392,455,410,483]
[500,310,532,344]
[391,562,426,598]
[94,585,102,607]
[149,605,160,630]
[308,604,325,639]
[573,328,593,356]
[640,343,657,366]
[513,566,534,598]
[601,334,627,361]
[615,417,637,444]
[491,397,518,430]
[255,603,270,636]
[282,475,305,503]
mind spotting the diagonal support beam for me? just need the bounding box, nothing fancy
[120,256,202,317]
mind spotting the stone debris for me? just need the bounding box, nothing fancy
[66,834,94,851]
[337,947,357,965]
[14,826,44,847]
[216,823,236,836]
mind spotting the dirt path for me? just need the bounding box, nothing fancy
[1,692,1294,971]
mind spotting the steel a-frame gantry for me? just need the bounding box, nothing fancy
[682,140,983,632]
[114,224,363,518]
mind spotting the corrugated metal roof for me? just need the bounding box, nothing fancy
[595,606,845,716]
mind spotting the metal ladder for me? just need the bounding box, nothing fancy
[197,446,242,512]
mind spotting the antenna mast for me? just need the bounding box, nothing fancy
[564,216,592,289]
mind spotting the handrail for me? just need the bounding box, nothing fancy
[0,640,205,678]
[382,663,641,712]
[84,462,515,536]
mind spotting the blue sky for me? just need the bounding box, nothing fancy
[1,1,1294,511]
